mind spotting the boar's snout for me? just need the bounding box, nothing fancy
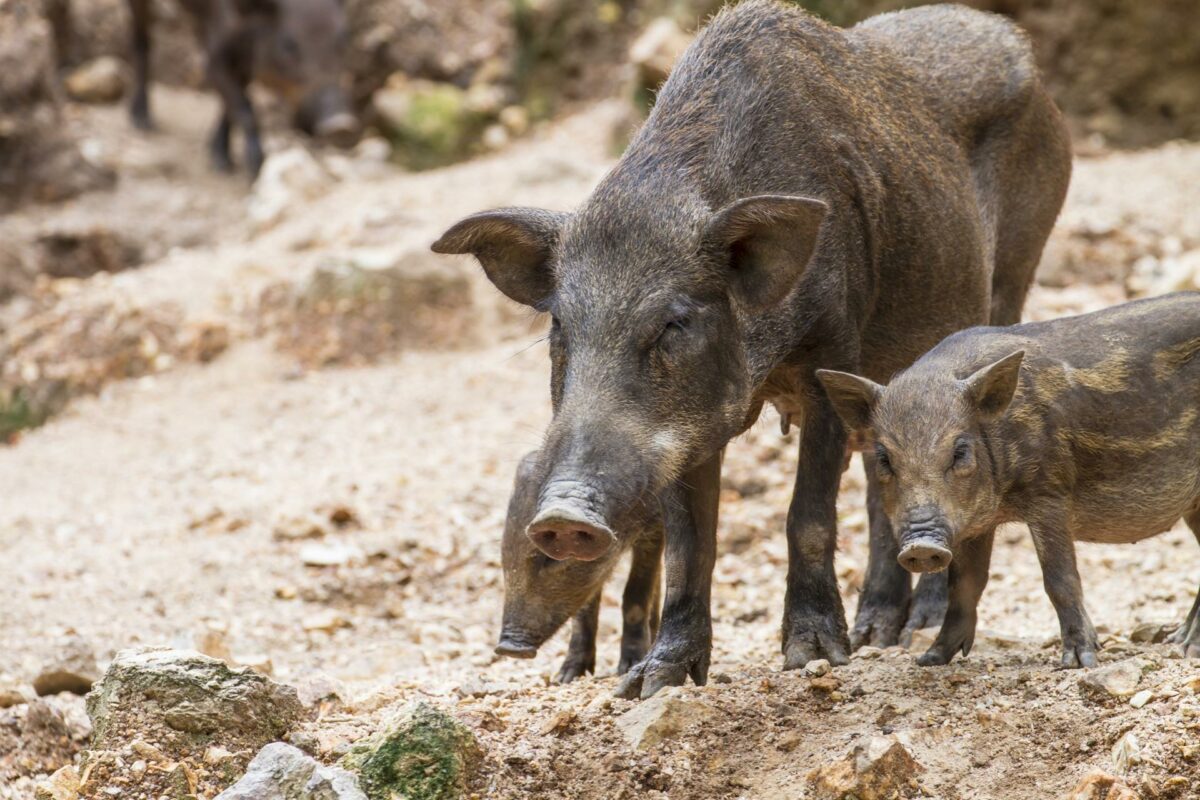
[897,513,953,574]
[527,504,615,561]
[494,634,539,659]
[315,112,358,148]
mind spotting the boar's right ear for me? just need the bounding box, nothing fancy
[961,350,1025,421]
[816,369,883,435]
[705,195,827,310]
[432,208,566,308]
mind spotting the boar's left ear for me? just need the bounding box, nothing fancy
[962,350,1025,420]
[432,208,567,309]
[816,369,883,435]
[705,195,827,310]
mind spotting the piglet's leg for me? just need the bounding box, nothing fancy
[619,524,664,675]
[556,592,600,684]
[917,529,994,666]
[1030,518,1098,668]
[1168,512,1200,658]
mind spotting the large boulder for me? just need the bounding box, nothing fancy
[81,648,304,799]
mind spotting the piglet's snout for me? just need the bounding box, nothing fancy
[897,514,953,573]
[527,485,615,561]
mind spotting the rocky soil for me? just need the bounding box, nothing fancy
[1,72,1200,800]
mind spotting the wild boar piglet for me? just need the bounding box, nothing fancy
[819,293,1200,668]
[495,452,663,683]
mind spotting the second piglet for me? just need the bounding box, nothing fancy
[818,293,1200,668]
[495,452,663,683]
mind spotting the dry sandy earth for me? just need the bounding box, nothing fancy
[1,87,1199,799]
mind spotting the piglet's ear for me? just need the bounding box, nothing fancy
[704,195,826,310]
[961,350,1025,421]
[816,369,883,437]
[432,208,567,309]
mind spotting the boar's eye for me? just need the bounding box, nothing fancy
[951,437,974,472]
[874,444,893,477]
[656,315,690,348]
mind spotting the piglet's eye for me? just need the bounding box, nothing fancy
[874,445,893,475]
[665,315,689,334]
[952,438,972,465]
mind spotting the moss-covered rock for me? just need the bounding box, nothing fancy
[340,704,480,800]
[372,78,490,170]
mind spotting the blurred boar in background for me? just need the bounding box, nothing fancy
[127,0,359,176]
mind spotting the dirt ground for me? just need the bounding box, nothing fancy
[1,86,1199,799]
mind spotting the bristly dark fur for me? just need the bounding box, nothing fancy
[435,0,1072,696]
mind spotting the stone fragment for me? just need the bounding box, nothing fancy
[1078,659,1143,701]
[808,736,923,800]
[615,688,715,750]
[33,636,99,696]
[216,742,366,800]
[64,57,126,103]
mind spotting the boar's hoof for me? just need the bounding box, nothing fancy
[1058,630,1100,669]
[897,541,952,574]
[782,633,850,672]
[527,510,614,561]
[615,647,710,700]
[494,638,538,659]
[850,601,908,650]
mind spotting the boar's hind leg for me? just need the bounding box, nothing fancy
[618,524,664,674]
[851,452,913,649]
[207,39,265,177]
[917,529,995,666]
[782,405,851,670]
[615,453,720,700]
[1030,517,1099,668]
[1168,512,1200,658]
[556,593,600,684]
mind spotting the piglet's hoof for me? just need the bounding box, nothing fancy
[850,601,908,650]
[555,655,595,684]
[915,615,977,666]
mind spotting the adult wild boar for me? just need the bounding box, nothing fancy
[496,452,663,683]
[817,293,1200,667]
[128,0,358,176]
[434,1,1070,697]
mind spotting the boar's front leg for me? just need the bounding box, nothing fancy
[903,573,949,647]
[917,528,994,666]
[1167,511,1200,658]
[852,451,914,648]
[615,453,720,700]
[556,592,600,684]
[1030,512,1099,668]
[782,403,851,669]
[618,524,664,674]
